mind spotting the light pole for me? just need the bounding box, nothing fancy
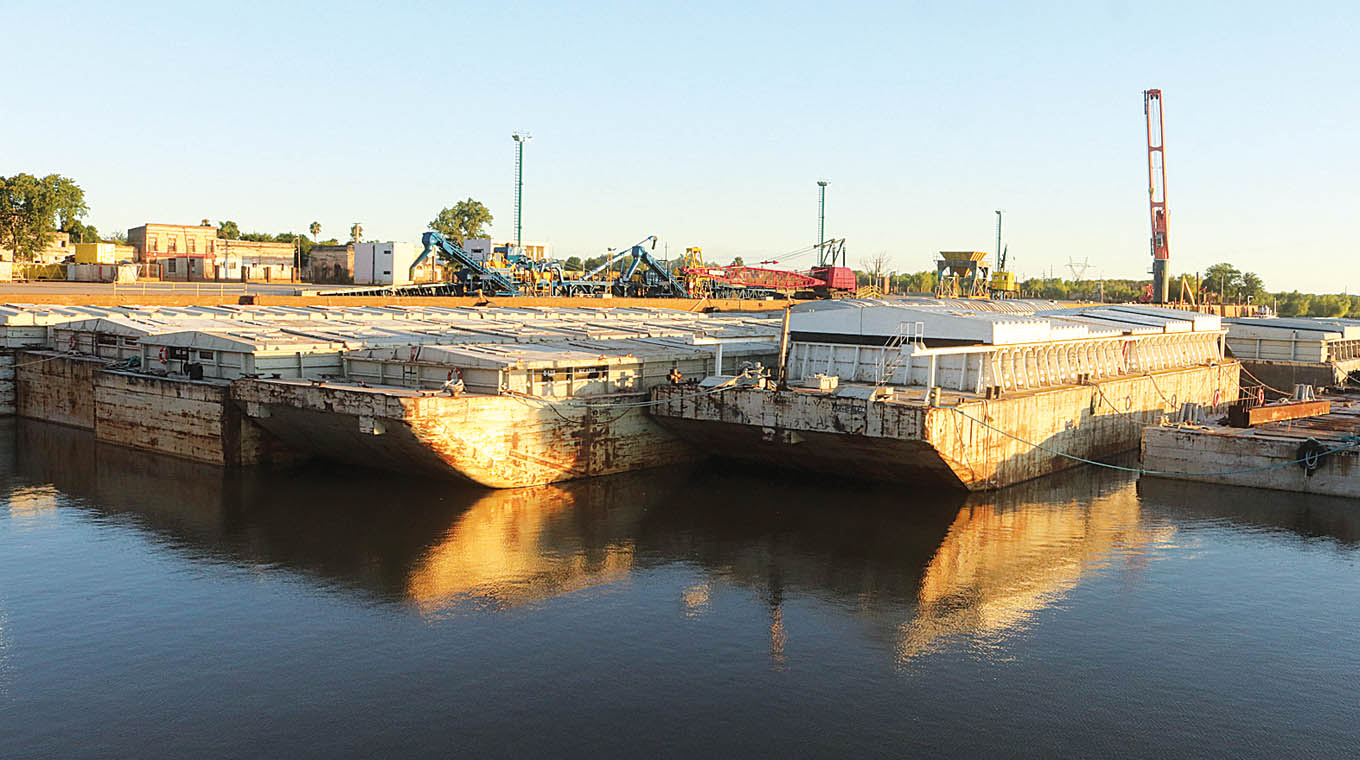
[816,180,829,266]
[512,132,532,255]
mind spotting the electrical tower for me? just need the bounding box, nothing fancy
[816,179,826,266]
[1143,89,1170,303]
[512,132,531,253]
[1067,257,1093,281]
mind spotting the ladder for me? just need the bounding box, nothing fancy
[876,321,924,385]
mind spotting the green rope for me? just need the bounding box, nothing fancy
[949,405,1360,478]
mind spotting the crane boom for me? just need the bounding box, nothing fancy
[1144,88,1170,304]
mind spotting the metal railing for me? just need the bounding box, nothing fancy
[791,330,1227,394]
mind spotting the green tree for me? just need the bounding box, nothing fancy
[218,220,240,239]
[563,256,583,272]
[1202,263,1243,299]
[730,256,744,267]
[309,221,320,242]
[350,223,363,244]
[1276,291,1310,317]
[62,220,100,244]
[268,232,314,263]
[429,199,493,245]
[1308,294,1350,318]
[1240,272,1266,303]
[0,174,88,260]
[109,230,129,245]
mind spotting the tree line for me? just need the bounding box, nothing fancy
[852,261,1349,317]
[2,175,1352,316]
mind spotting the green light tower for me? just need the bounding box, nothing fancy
[512,132,532,253]
[816,179,829,266]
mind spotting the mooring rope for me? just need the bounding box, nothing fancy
[1236,362,1298,397]
[949,405,1360,478]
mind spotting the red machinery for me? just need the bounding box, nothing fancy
[809,265,857,292]
[683,263,856,298]
[681,238,858,299]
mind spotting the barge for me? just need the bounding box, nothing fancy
[232,336,775,487]
[650,300,1239,490]
[1225,316,1360,393]
[3,303,777,485]
[1141,395,1360,497]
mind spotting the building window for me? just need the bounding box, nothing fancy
[149,236,158,251]
[198,351,215,361]
[168,237,177,253]
[167,260,177,273]
[188,238,196,253]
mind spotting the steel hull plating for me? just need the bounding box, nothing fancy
[651,363,1240,490]
[233,380,693,488]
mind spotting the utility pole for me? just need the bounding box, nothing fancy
[816,180,829,266]
[512,132,531,255]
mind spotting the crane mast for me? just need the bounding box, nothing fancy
[1144,89,1170,304]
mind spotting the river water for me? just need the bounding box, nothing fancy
[1,417,1357,758]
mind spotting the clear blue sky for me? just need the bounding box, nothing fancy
[4,0,1356,291]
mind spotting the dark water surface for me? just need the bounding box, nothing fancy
[1,418,1358,758]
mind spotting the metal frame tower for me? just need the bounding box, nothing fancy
[816,180,829,266]
[1143,90,1170,303]
[512,132,531,253]
[994,210,1004,265]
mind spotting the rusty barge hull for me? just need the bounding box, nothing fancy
[1141,401,1360,497]
[232,379,693,488]
[13,351,292,465]
[651,363,1240,491]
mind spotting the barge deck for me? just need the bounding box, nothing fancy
[1141,398,1360,497]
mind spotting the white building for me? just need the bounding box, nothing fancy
[462,238,551,263]
[355,241,421,286]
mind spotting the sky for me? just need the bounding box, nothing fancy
[3,0,1356,292]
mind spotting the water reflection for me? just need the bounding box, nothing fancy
[899,476,1176,660]
[1138,476,1360,545]
[6,418,1354,666]
[406,478,656,614]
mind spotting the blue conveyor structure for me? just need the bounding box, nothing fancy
[410,231,519,296]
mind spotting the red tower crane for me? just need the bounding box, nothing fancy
[1144,88,1170,304]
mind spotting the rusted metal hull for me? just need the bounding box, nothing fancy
[1142,401,1360,497]
[232,380,695,488]
[0,351,15,415]
[14,352,294,466]
[15,350,105,429]
[651,363,1240,491]
[1238,358,1360,393]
